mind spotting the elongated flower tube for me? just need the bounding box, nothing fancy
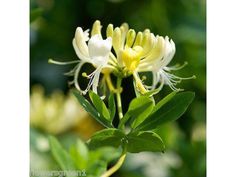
[49,20,115,95]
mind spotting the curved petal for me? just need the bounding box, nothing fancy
[83,29,90,41]
[140,35,165,64]
[140,32,155,58]
[161,37,176,67]
[151,71,160,90]
[73,27,90,60]
[73,39,90,62]
[138,36,176,73]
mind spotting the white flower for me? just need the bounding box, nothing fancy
[49,21,114,95]
[50,20,195,96]
[137,36,195,92]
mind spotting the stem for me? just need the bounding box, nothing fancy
[100,153,127,177]
[105,74,116,92]
[116,77,123,120]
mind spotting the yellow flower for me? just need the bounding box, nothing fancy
[106,23,195,94]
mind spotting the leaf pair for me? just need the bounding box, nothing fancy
[134,91,195,131]
[73,90,115,128]
[118,96,154,129]
[74,90,195,154]
[88,128,165,153]
[119,91,195,131]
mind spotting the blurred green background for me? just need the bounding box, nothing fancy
[30,0,206,177]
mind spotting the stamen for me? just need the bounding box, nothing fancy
[165,61,188,71]
[48,58,79,65]
[64,64,80,76]
[82,72,89,78]
[166,72,196,80]
[141,75,147,81]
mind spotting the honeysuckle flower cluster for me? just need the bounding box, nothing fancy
[49,20,195,96]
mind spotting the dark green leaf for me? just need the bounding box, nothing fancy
[127,131,165,153]
[89,91,110,121]
[152,91,177,113]
[119,96,154,129]
[88,128,125,150]
[49,136,76,171]
[135,92,195,131]
[108,93,116,121]
[72,90,113,128]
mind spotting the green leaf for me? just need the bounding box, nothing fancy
[30,8,43,23]
[89,91,110,121]
[152,91,177,113]
[88,128,125,150]
[49,136,76,171]
[69,139,88,169]
[135,92,195,131]
[127,131,165,153]
[72,90,113,128]
[108,93,116,121]
[119,96,154,129]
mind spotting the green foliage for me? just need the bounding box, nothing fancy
[72,90,113,128]
[70,139,89,169]
[89,91,110,121]
[49,135,121,177]
[127,131,165,153]
[49,136,76,171]
[31,0,205,175]
[135,92,195,131]
[108,93,116,122]
[88,128,125,150]
[88,128,165,154]
[152,91,177,113]
[73,91,194,155]
[119,96,154,129]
